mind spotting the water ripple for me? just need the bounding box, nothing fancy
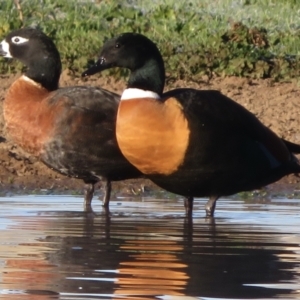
[0,195,299,299]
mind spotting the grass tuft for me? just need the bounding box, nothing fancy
[0,0,299,81]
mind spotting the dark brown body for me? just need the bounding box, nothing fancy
[4,76,142,187]
[117,88,300,198]
[82,32,300,216]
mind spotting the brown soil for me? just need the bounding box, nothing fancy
[0,72,299,199]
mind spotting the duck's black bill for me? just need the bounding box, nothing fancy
[81,58,110,77]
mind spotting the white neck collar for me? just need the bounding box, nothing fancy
[21,75,42,88]
[121,88,160,101]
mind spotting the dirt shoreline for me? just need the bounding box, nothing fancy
[0,72,299,201]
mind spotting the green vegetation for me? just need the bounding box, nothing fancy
[0,0,300,81]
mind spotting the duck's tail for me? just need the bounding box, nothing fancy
[283,139,300,154]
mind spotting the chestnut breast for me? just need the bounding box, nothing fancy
[116,97,190,175]
[4,76,63,156]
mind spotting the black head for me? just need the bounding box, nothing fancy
[0,27,61,91]
[82,33,165,95]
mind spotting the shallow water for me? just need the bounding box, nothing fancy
[0,194,300,299]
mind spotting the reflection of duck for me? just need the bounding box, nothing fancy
[24,207,296,299]
[0,227,61,299]
[110,220,299,299]
[1,196,298,298]
[3,259,59,296]
[83,33,300,217]
[114,240,188,297]
[0,27,142,210]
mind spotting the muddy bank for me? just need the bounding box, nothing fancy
[0,72,299,199]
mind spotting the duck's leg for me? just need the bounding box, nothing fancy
[102,179,112,207]
[184,196,194,215]
[205,195,219,217]
[84,182,95,212]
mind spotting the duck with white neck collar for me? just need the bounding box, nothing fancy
[82,32,300,217]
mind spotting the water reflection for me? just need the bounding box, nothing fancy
[0,196,299,299]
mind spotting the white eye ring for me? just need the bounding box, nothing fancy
[11,36,29,44]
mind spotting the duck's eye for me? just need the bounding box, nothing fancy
[11,36,29,44]
[115,43,121,48]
